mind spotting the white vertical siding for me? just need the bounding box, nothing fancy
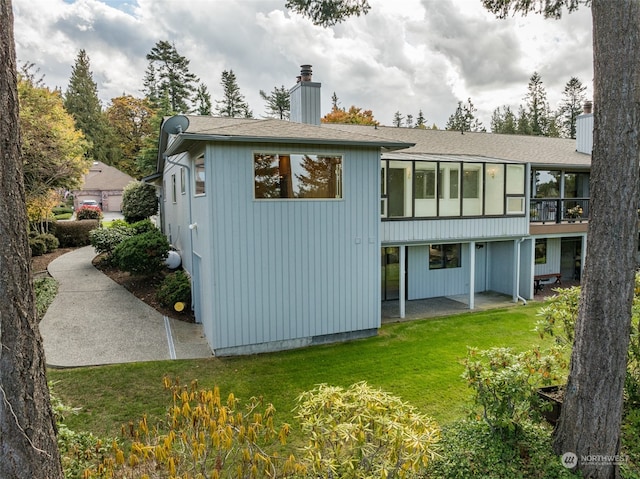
[576,113,593,154]
[534,237,562,276]
[407,245,470,299]
[206,142,380,354]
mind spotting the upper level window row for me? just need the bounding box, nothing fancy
[254,153,343,200]
[381,160,525,219]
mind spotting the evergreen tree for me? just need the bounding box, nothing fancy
[285,0,370,27]
[331,91,340,109]
[491,105,517,134]
[416,109,426,128]
[559,76,587,139]
[259,85,290,119]
[524,71,551,135]
[516,105,532,135]
[0,1,64,475]
[393,111,403,127]
[194,83,212,115]
[215,69,251,118]
[145,40,199,114]
[64,49,111,163]
[405,114,414,128]
[445,98,485,133]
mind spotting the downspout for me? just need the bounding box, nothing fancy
[163,154,199,323]
[515,237,527,305]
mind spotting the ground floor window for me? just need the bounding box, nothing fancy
[429,243,461,269]
[535,239,547,264]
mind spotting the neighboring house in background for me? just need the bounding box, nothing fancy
[154,65,593,356]
[74,161,135,212]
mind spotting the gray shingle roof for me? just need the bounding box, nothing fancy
[323,124,591,168]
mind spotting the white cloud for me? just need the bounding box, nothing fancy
[13,0,593,127]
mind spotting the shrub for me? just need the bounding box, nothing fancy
[121,181,158,223]
[462,346,566,436]
[52,206,73,216]
[89,226,134,256]
[55,220,99,247]
[295,382,440,478]
[35,277,58,319]
[29,237,48,256]
[39,233,59,252]
[113,228,169,276]
[157,270,191,309]
[90,378,302,478]
[128,218,157,235]
[76,205,103,221]
[428,419,578,478]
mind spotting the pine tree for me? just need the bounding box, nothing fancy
[145,40,199,114]
[0,1,64,475]
[491,105,517,134]
[215,70,251,118]
[516,105,532,135]
[393,111,403,127]
[259,85,290,120]
[416,109,426,128]
[524,71,551,136]
[405,114,414,128]
[194,83,212,115]
[445,98,485,133]
[559,76,587,139]
[64,49,110,163]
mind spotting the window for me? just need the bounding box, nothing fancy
[180,167,186,194]
[194,154,205,195]
[171,173,177,203]
[462,167,480,199]
[535,239,547,264]
[254,153,342,199]
[429,244,461,269]
[415,167,436,199]
[506,164,526,214]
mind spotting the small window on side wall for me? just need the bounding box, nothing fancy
[194,154,205,196]
[535,239,547,264]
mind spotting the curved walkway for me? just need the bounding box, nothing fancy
[40,246,212,368]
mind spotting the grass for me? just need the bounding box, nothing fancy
[49,302,552,440]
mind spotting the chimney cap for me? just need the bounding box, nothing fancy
[300,64,313,82]
[583,100,593,114]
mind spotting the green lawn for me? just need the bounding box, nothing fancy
[49,302,551,439]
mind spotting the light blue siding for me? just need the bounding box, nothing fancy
[193,142,381,355]
[381,216,529,244]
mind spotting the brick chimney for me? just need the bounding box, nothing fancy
[289,64,321,125]
[576,101,593,154]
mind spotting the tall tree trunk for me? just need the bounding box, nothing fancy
[0,1,63,477]
[553,2,640,478]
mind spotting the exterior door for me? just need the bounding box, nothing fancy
[381,247,400,301]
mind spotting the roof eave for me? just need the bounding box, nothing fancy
[163,133,413,158]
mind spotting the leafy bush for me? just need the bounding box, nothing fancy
[89,225,134,256]
[157,270,191,309]
[55,220,99,247]
[76,205,103,221]
[295,382,440,478]
[29,237,47,256]
[39,233,60,252]
[90,378,302,478]
[428,419,578,478]
[113,227,169,276]
[35,277,58,319]
[121,181,158,223]
[128,218,157,235]
[52,206,73,216]
[462,347,565,436]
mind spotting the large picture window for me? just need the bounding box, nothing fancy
[254,153,342,199]
[429,243,461,269]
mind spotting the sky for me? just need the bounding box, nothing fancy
[12,0,594,129]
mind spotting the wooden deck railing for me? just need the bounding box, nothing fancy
[529,198,590,224]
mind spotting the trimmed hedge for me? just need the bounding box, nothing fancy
[157,270,191,309]
[55,220,99,247]
[113,228,169,276]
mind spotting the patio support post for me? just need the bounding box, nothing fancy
[469,241,476,309]
[399,245,406,319]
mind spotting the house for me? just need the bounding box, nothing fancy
[155,65,592,356]
[74,161,135,212]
